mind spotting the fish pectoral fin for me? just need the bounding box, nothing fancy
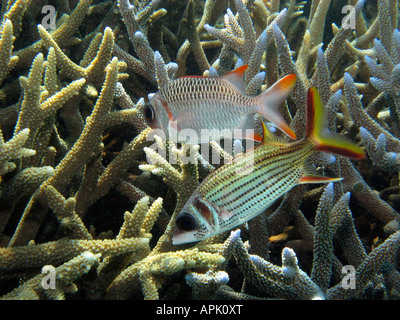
[219,207,234,220]
[221,65,248,94]
[299,161,342,184]
[169,120,181,131]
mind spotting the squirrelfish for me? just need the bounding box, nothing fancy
[172,88,365,244]
[144,65,297,143]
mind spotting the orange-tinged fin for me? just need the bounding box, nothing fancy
[233,128,262,142]
[221,65,248,94]
[277,122,296,140]
[299,160,343,184]
[243,131,262,142]
[256,74,297,140]
[224,64,248,78]
[306,87,366,160]
[275,74,297,92]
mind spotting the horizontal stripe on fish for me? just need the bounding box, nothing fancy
[201,143,311,199]
[206,161,300,208]
[172,88,365,245]
[210,166,297,206]
[202,152,305,214]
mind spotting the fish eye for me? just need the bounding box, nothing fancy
[176,212,197,232]
[144,104,155,124]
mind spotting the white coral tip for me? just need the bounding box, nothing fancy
[134,31,144,39]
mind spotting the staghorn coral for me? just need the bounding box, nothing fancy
[1,251,102,300]
[0,0,400,301]
[0,128,35,176]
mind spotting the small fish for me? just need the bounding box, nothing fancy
[172,87,365,245]
[144,65,297,143]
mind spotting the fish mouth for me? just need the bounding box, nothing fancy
[172,228,199,245]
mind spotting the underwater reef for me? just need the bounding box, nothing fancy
[0,0,400,300]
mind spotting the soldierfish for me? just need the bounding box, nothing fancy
[144,65,297,143]
[172,87,365,245]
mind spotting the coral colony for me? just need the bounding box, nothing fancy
[0,0,400,300]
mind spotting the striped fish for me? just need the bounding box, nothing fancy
[144,65,297,143]
[172,88,365,245]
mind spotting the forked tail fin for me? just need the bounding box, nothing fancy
[256,74,297,140]
[306,87,365,160]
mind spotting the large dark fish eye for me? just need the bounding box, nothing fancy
[144,104,155,124]
[176,212,197,231]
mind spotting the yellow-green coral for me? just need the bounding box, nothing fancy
[106,247,225,300]
[0,18,18,86]
[1,251,101,300]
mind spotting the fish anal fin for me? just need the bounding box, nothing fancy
[299,175,343,184]
[221,65,248,94]
[233,130,262,142]
[299,160,342,184]
[275,74,297,92]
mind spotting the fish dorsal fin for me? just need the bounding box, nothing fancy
[261,120,286,146]
[305,87,365,160]
[221,65,248,94]
[299,160,343,184]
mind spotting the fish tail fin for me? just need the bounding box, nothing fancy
[257,74,297,140]
[306,87,365,160]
